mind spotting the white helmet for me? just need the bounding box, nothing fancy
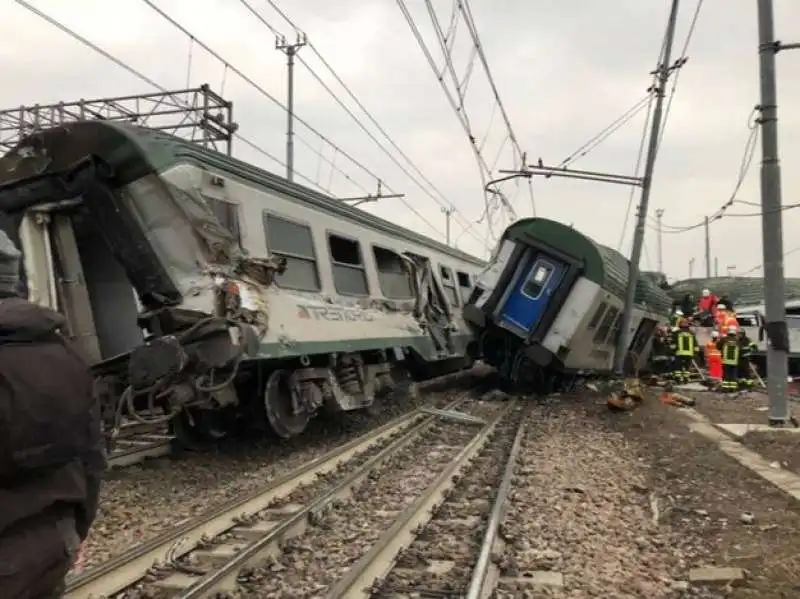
[671,326,679,332]
[711,330,719,339]
[717,303,726,310]
[702,288,710,297]
[727,326,737,335]
[675,309,684,316]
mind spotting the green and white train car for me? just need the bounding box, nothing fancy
[0,121,485,442]
[463,218,672,390]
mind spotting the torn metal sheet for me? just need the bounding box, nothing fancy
[420,407,487,426]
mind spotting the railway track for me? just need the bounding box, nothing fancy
[329,400,528,599]
[106,421,173,469]
[64,395,482,598]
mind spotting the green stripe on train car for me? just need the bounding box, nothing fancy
[503,218,672,315]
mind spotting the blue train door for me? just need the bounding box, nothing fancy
[499,256,565,334]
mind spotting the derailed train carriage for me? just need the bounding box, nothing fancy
[462,218,673,391]
[0,121,485,445]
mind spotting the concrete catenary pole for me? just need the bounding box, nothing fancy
[756,0,791,424]
[614,0,681,373]
[276,34,307,182]
[704,215,711,278]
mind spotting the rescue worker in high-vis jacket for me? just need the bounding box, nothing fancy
[719,327,741,391]
[672,321,699,383]
[664,326,679,378]
[670,309,684,328]
[705,330,723,381]
[736,329,759,389]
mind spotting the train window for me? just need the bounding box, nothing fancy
[372,246,413,299]
[439,265,460,306]
[521,260,554,300]
[263,213,320,291]
[203,195,241,242]
[456,271,472,302]
[587,302,607,329]
[328,234,369,296]
[593,306,618,343]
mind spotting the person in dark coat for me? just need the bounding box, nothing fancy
[0,229,105,599]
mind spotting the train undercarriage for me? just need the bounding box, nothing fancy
[475,328,576,395]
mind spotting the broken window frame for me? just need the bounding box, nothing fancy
[326,231,370,297]
[439,264,460,307]
[372,244,414,300]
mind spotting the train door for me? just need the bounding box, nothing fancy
[625,317,657,373]
[498,254,565,334]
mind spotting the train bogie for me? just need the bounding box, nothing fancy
[0,120,484,445]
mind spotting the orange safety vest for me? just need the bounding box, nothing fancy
[705,340,720,359]
[720,314,738,335]
[715,310,728,329]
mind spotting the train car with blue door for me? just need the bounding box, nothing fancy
[463,218,672,391]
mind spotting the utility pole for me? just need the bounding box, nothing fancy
[714,257,719,277]
[655,208,665,273]
[276,33,307,182]
[689,257,695,278]
[442,207,454,245]
[704,215,711,278]
[756,0,794,425]
[613,0,681,374]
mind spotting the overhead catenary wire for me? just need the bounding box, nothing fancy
[235,0,488,247]
[652,108,762,236]
[655,0,705,152]
[10,0,333,196]
[395,0,521,225]
[558,93,655,169]
[617,90,657,251]
[137,0,452,238]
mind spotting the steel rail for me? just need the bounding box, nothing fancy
[464,408,528,599]
[107,436,172,468]
[324,400,518,599]
[64,402,458,598]
[173,397,486,598]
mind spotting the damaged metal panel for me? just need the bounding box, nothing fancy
[50,214,102,362]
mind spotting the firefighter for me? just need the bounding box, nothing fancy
[664,325,679,379]
[715,303,728,331]
[705,331,723,381]
[719,327,740,392]
[670,309,684,328]
[736,329,759,390]
[673,321,698,383]
[703,330,718,365]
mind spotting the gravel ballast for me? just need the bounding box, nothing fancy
[495,390,800,598]
[80,379,482,569]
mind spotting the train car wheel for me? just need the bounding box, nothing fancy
[264,369,310,439]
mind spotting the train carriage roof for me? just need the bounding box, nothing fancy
[0,120,485,267]
[503,217,672,314]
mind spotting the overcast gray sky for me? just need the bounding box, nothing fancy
[2,0,799,282]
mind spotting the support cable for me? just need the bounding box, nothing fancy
[139,0,445,236]
[235,0,486,246]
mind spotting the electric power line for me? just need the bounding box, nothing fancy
[138,0,456,238]
[395,0,521,227]
[234,0,488,248]
[11,0,332,196]
[653,109,763,235]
